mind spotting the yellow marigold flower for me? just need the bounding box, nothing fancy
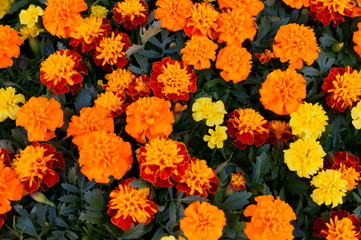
[0,25,23,69]
[16,97,63,142]
[90,5,108,18]
[311,169,348,208]
[77,131,133,184]
[113,0,148,30]
[351,101,361,129]
[155,0,194,31]
[42,0,88,38]
[216,45,252,83]
[290,102,329,140]
[107,178,158,231]
[192,97,227,127]
[181,35,218,70]
[273,23,320,69]
[244,195,296,240]
[218,0,264,16]
[282,0,310,8]
[180,201,226,240]
[0,87,25,122]
[217,9,256,46]
[203,126,228,149]
[161,236,186,240]
[284,138,326,178]
[0,0,14,19]
[19,26,44,41]
[19,5,44,28]
[94,91,125,118]
[103,68,136,96]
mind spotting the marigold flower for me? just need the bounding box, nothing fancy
[244,195,296,240]
[40,49,88,95]
[93,31,131,71]
[107,178,157,231]
[228,170,246,191]
[322,67,361,112]
[78,131,133,183]
[154,0,193,32]
[180,201,226,240]
[203,126,228,149]
[181,36,218,70]
[90,5,108,18]
[284,138,326,178]
[160,236,186,240]
[0,0,14,19]
[0,149,11,168]
[313,210,361,239]
[289,102,328,140]
[102,68,136,96]
[125,97,174,143]
[216,45,252,83]
[266,120,294,144]
[137,136,190,187]
[0,87,25,122]
[260,68,307,115]
[127,75,151,100]
[218,0,264,16]
[94,91,125,118]
[282,0,310,8]
[42,0,88,38]
[67,106,114,146]
[310,0,355,26]
[311,169,348,208]
[150,57,197,101]
[13,142,64,193]
[19,26,44,41]
[255,49,276,64]
[0,25,23,69]
[217,9,256,46]
[16,97,63,142]
[183,3,219,40]
[192,97,227,127]
[0,165,24,214]
[113,0,149,30]
[227,108,269,150]
[351,101,361,129]
[353,23,361,57]
[273,23,320,69]
[19,5,44,28]
[70,16,112,53]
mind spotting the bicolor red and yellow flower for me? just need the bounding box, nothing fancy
[113,0,149,30]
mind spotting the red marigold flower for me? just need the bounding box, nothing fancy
[266,120,294,144]
[177,157,218,197]
[255,49,275,64]
[0,148,11,167]
[107,178,158,231]
[322,67,361,112]
[70,16,112,53]
[137,136,191,187]
[310,0,355,26]
[228,170,246,191]
[113,0,149,30]
[127,75,151,100]
[93,31,131,72]
[227,108,269,150]
[313,210,361,239]
[40,49,88,95]
[0,165,24,214]
[12,142,64,193]
[150,57,197,102]
[0,25,23,69]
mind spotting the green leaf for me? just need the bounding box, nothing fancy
[16,217,39,237]
[319,33,338,48]
[219,191,252,211]
[178,195,208,204]
[79,211,105,225]
[74,88,92,112]
[9,0,28,14]
[58,195,80,203]
[83,189,107,211]
[61,183,80,193]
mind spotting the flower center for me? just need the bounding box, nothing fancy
[41,52,77,85]
[115,0,146,20]
[157,62,192,95]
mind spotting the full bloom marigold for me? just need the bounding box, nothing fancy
[0,87,25,122]
[0,25,23,69]
[0,164,24,214]
[192,97,227,127]
[113,0,149,30]
[310,0,355,26]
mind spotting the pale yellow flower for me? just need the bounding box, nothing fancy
[160,236,186,240]
[0,87,25,122]
[90,5,108,18]
[351,101,361,129]
[19,26,44,40]
[192,97,227,126]
[203,125,228,149]
[0,0,14,19]
[19,5,44,28]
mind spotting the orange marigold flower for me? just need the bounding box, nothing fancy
[218,0,264,16]
[227,108,269,150]
[12,142,64,193]
[273,23,320,69]
[67,106,114,146]
[137,136,190,187]
[155,0,194,32]
[353,23,361,57]
[42,0,88,38]
[107,178,158,231]
[93,31,131,72]
[260,68,307,115]
[310,0,355,26]
[0,25,23,69]
[255,49,275,64]
[266,120,294,144]
[181,36,218,70]
[103,68,136,96]
[127,75,151,100]
[77,131,133,183]
[228,170,246,191]
[125,97,174,143]
[322,67,361,112]
[216,45,252,83]
[244,195,297,240]
[183,3,219,40]
[16,97,63,142]
[150,57,197,101]
[40,49,88,95]
[70,16,112,52]
[180,201,226,240]
[0,165,24,214]
[177,157,218,197]
[282,0,310,8]
[113,0,149,30]
[313,210,361,239]
[94,91,125,118]
[217,9,256,46]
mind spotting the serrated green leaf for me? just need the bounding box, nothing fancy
[61,183,80,193]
